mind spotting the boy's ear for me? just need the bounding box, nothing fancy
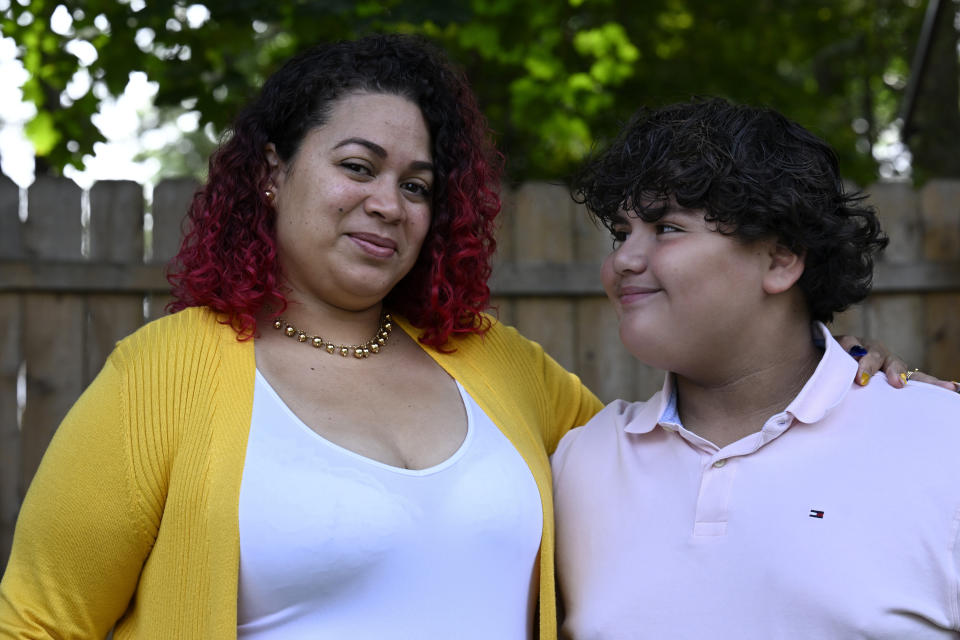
[762,242,805,295]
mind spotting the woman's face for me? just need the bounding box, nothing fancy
[267,91,434,312]
[601,205,776,377]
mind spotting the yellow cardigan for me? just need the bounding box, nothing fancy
[0,307,602,639]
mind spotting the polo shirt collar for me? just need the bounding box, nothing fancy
[783,322,858,425]
[622,322,858,435]
[623,373,676,435]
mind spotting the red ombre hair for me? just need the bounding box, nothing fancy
[168,34,501,347]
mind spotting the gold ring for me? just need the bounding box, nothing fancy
[905,368,919,380]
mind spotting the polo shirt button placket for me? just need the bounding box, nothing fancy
[692,455,735,537]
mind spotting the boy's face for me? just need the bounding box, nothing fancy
[602,204,778,376]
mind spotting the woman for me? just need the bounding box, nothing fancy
[0,33,598,640]
[0,37,918,639]
[552,98,960,638]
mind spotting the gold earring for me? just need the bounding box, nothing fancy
[264,188,276,201]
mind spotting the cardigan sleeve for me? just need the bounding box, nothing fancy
[475,318,604,454]
[0,352,158,638]
[536,345,604,455]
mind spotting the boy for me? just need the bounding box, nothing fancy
[553,98,960,638]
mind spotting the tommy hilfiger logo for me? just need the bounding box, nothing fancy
[809,510,824,519]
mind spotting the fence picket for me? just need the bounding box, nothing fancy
[511,183,577,371]
[0,175,21,568]
[921,180,960,379]
[0,175,21,260]
[865,182,927,369]
[0,299,19,570]
[20,177,85,491]
[85,181,146,385]
[490,188,517,326]
[146,178,198,320]
[152,178,197,264]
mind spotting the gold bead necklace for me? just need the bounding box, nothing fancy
[272,313,392,359]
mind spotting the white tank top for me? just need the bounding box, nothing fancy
[237,370,543,639]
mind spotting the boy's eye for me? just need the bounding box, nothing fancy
[656,223,681,234]
[611,230,628,248]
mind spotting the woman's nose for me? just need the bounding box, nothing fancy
[364,179,403,222]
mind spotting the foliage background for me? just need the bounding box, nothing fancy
[3,0,958,185]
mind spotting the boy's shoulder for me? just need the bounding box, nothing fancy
[553,395,663,468]
[848,376,960,436]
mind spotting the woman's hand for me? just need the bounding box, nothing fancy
[835,334,960,392]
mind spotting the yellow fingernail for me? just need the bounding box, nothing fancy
[859,372,871,386]
[899,373,907,384]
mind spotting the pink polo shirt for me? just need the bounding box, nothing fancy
[553,324,960,639]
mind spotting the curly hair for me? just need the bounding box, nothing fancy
[572,97,888,323]
[168,33,501,346]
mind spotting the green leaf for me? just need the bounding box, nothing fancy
[25,111,62,156]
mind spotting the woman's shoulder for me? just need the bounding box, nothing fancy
[111,306,246,368]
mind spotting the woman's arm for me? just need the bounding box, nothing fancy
[539,351,605,455]
[0,356,157,638]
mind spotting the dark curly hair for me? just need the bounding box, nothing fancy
[572,97,888,323]
[168,33,501,346]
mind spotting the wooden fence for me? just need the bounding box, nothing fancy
[1,175,959,571]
